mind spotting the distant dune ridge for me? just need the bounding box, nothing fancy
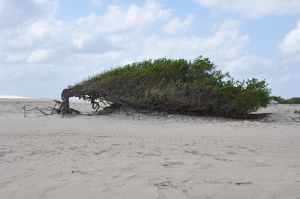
[0,95,30,99]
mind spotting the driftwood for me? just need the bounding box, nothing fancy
[23,99,81,118]
[23,105,54,117]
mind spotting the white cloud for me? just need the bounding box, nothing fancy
[163,15,194,34]
[91,0,102,6]
[77,1,171,34]
[278,20,300,94]
[72,32,118,53]
[73,33,93,49]
[26,49,54,63]
[28,20,59,39]
[280,20,300,60]
[0,0,56,30]
[137,21,249,65]
[0,0,298,97]
[3,0,242,68]
[196,0,300,17]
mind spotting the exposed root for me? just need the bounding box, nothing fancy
[23,100,81,118]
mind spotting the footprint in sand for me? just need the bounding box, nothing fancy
[184,149,199,155]
[153,179,189,199]
[161,161,184,168]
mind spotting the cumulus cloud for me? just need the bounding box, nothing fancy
[163,15,195,34]
[280,19,300,61]
[26,49,54,64]
[0,0,56,30]
[91,0,102,6]
[196,0,300,17]
[0,0,179,67]
[77,1,171,34]
[136,20,253,75]
[277,20,300,96]
[0,0,297,97]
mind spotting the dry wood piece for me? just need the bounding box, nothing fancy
[22,99,81,118]
[23,106,54,117]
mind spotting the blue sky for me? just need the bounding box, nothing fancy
[0,0,300,98]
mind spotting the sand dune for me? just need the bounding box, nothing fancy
[0,99,300,199]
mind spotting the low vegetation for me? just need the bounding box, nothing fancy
[271,96,300,104]
[71,57,271,118]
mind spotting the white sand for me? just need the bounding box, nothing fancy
[0,96,30,99]
[0,99,300,199]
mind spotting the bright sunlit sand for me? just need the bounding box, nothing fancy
[0,99,299,199]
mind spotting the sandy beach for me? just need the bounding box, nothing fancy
[0,99,300,199]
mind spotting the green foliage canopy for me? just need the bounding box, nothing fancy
[72,56,271,118]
